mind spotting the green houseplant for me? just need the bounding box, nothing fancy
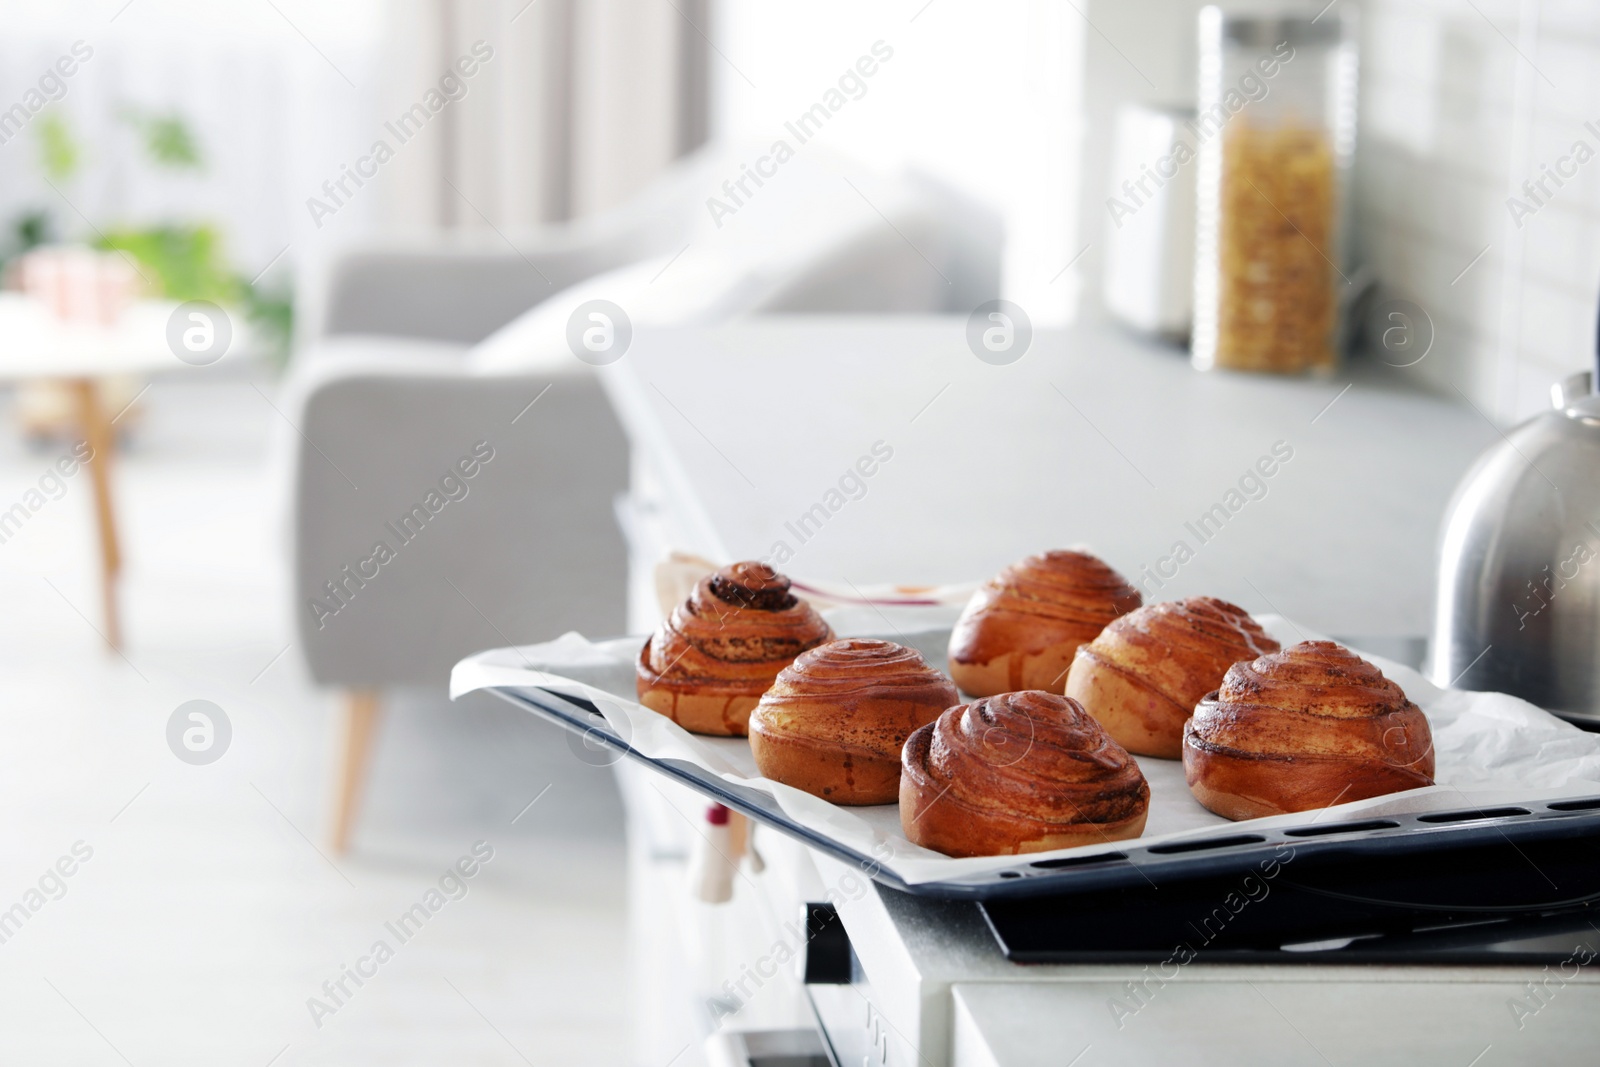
[3,105,292,360]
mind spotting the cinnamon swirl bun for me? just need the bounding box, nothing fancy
[749,638,959,804]
[1065,597,1279,758]
[1183,640,1435,820]
[948,551,1142,697]
[900,690,1149,857]
[637,562,833,736]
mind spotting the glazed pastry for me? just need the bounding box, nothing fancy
[900,690,1150,857]
[637,562,833,736]
[1183,640,1435,820]
[1065,597,1280,758]
[948,550,1142,697]
[749,638,959,805]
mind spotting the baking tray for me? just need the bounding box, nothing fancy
[486,680,1600,902]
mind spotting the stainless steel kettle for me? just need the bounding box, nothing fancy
[1431,369,1600,724]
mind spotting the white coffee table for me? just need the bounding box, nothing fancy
[0,292,249,649]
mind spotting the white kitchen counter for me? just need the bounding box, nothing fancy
[601,315,1498,638]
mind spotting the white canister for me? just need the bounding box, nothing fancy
[1102,102,1199,341]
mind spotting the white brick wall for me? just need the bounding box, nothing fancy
[1356,0,1600,422]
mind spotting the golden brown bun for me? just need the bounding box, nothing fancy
[749,638,959,805]
[900,690,1149,857]
[636,562,833,736]
[948,551,1141,697]
[1183,640,1435,820]
[1065,597,1279,758]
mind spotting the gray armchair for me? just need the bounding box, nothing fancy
[284,144,1001,851]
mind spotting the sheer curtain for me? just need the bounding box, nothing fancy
[0,0,709,292]
[374,0,711,233]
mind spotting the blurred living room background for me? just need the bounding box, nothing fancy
[4,0,1600,1064]
[0,3,1074,1063]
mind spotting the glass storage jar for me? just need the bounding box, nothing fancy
[1191,5,1357,374]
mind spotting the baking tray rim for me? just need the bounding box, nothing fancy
[488,681,1600,902]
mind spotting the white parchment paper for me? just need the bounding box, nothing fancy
[451,612,1600,885]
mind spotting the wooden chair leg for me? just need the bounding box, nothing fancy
[68,378,122,650]
[331,690,381,854]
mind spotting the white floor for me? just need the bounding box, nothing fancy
[0,371,629,1065]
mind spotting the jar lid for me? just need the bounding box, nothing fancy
[1202,5,1349,47]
